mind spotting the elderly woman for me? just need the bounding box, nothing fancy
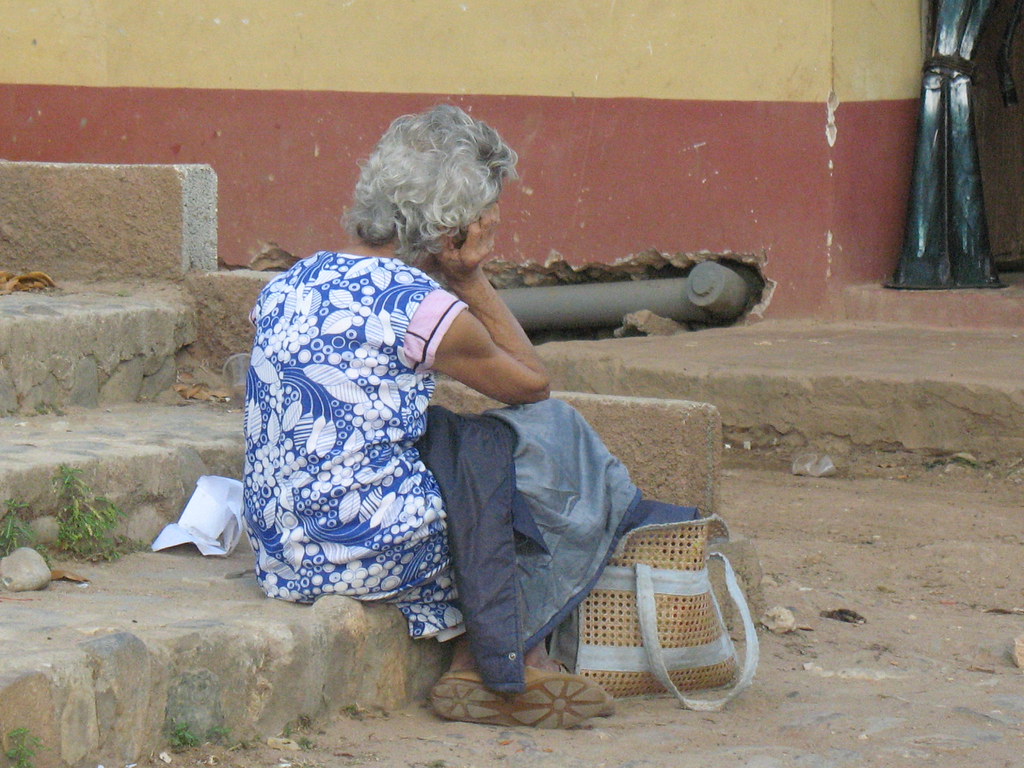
[243,104,696,728]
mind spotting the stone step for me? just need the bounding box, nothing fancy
[0,392,737,768]
[0,389,726,557]
[432,384,723,514]
[0,162,217,283]
[842,275,1024,330]
[0,549,445,768]
[178,271,1024,461]
[0,401,242,543]
[535,322,1024,459]
[184,269,269,369]
[0,286,196,416]
[0,399,443,767]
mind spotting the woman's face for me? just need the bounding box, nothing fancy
[454,202,500,249]
[478,203,500,229]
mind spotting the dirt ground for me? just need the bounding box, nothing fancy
[144,446,1024,768]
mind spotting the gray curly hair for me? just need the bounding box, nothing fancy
[344,104,519,263]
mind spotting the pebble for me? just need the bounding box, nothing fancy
[0,547,51,591]
[1013,634,1024,669]
[761,605,797,634]
[616,310,685,337]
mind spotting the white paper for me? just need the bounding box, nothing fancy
[152,475,244,556]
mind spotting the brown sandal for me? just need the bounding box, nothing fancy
[429,667,615,728]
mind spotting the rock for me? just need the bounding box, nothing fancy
[616,310,686,337]
[761,605,797,634]
[1014,635,1024,669]
[0,547,51,591]
[164,669,224,742]
[950,452,980,467]
[249,242,299,272]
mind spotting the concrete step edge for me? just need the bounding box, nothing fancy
[0,566,444,768]
[0,391,748,768]
[0,288,198,415]
[0,402,243,543]
[538,345,1024,458]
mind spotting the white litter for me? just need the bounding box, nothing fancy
[151,476,244,556]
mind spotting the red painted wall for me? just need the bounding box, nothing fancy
[0,84,917,318]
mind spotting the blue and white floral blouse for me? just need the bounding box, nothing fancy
[243,251,467,638]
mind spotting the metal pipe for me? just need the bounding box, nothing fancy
[497,260,751,332]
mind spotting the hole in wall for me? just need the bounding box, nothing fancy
[485,249,770,341]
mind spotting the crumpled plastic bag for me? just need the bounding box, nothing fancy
[791,453,837,478]
[152,476,244,556]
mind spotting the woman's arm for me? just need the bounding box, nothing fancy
[428,206,551,405]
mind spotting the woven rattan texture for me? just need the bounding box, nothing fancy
[609,524,707,571]
[581,590,719,647]
[579,519,738,698]
[582,658,738,698]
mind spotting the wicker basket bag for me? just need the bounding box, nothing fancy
[554,514,758,711]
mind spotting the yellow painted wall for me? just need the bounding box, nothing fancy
[833,0,923,100]
[0,0,920,101]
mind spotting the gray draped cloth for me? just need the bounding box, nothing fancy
[418,398,700,692]
[489,399,644,643]
[417,398,649,692]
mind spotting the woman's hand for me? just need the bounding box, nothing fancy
[428,203,550,405]
[435,204,501,285]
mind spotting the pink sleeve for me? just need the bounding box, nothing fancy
[403,289,468,371]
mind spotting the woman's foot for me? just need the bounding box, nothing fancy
[430,666,614,728]
[524,642,565,672]
[431,637,614,728]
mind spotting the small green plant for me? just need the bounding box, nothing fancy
[5,727,43,768]
[296,736,317,750]
[52,465,129,561]
[167,722,235,751]
[167,721,200,750]
[0,499,34,557]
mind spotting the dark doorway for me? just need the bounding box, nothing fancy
[975,0,1024,271]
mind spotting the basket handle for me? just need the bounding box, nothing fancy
[635,553,759,711]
